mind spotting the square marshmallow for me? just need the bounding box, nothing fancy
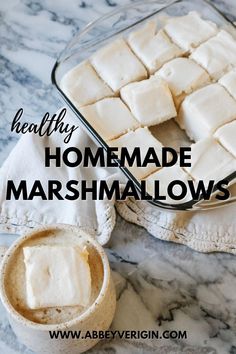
[128,21,184,74]
[177,84,236,141]
[80,98,139,141]
[185,138,236,184]
[164,11,217,52]
[120,77,176,127]
[190,30,236,80]
[214,120,236,158]
[109,127,164,180]
[155,58,210,108]
[60,61,113,107]
[23,245,91,309]
[91,38,147,92]
[145,165,193,204]
[219,69,236,100]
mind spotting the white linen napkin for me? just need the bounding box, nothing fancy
[0,110,120,245]
[1,108,236,252]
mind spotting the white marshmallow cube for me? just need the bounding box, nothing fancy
[177,84,236,141]
[164,11,217,52]
[91,38,147,92]
[60,61,113,107]
[109,127,164,180]
[128,21,184,74]
[145,165,193,204]
[23,245,91,309]
[219,69,236,100]
[156,58,210,108]
[80,98,139,141]
[185,138,236,184]
[190,30,236,79]
[120,77,176,127]
[214,120,236,158]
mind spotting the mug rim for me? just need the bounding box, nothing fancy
[0,223,111,331]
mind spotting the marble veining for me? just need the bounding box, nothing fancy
[1,1,236,353]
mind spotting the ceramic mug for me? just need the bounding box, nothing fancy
[0,224,116,354]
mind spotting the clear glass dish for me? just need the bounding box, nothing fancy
[51,0,236,211]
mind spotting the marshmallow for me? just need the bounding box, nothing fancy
[60,61,113,107]
[145,165,193,204]
[23,245,91,309]
[190,30,236,79]
[109,127,164,179]
[91,38,147,92]
[214,120,236,158]
[185,138,236,183]
[128,21,184,74]
[164,11,217,51]
[156,58,210,108]
[177,84,236,141]
[120,77,176,127]
[80,98,139,141]
[219,69,236,100]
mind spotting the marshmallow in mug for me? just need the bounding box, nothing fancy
[23,245,91,309]
[0,225,116,354]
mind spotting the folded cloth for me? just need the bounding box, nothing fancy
[117,196,236,253]
[0,108,236,252]
[0,110,120,245]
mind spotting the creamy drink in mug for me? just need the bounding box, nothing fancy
[0,224,116,353]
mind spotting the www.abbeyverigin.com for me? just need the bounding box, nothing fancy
[49,330,187,340]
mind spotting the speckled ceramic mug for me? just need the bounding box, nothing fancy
[0,224,116,354]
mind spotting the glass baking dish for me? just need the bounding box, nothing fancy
[51,0,236,211]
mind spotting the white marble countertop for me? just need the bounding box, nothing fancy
[1,0,236,353]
